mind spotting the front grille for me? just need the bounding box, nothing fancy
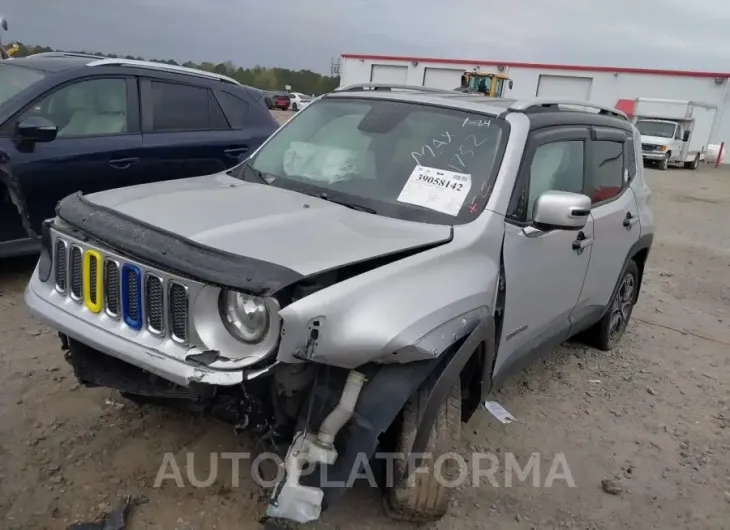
[642,143,656,152]
[89,256,98,303]
[70,246,82,300]
[169,283,188,343]
[145,275,164,335]
[104,260,120,317]
[50,233,192,345]
[122,264,142,330]
[55,240,67,293]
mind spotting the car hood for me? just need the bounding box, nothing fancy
[640,135,671,145]
[80,172,452,276]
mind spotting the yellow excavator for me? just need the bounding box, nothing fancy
[456,69,513,98]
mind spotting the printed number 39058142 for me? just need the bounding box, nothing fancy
[417,173,464,191]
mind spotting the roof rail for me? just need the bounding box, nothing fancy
[28,51,105,60]
[511,98,628,120]
[85,58,240,85]
[334,83,457,94]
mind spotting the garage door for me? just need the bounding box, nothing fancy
[536,75,593,100]
[370,65,408,84]
[423,68,462,90]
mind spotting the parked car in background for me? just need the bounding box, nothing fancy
[0,53,279,258]
[264,91,290,110]
[288,91,312,111]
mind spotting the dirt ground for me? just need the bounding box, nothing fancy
[1,115,729,529]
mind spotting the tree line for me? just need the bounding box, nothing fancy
[9,42,340,95]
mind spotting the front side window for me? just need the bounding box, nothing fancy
[19,78,128,138]
[0,63,46,107]
[635,120,676,139]
[244,98,509,225]
[590,141,624,204]
[526,141,584,219]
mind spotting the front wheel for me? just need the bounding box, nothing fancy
[581,260,639,351]
[292,103,298,111]
[383,371,461,523]
[658,153,669,170]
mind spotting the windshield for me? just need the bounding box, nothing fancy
[243,97,509,225]
[636,120,676,139]
[0,63,46,106]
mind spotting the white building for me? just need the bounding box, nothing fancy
[339,53,730,164]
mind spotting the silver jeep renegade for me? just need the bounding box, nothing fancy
[25,84,654,524]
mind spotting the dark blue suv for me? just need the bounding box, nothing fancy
[0,53,279,257]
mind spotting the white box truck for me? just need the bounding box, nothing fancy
[632,98,717,171]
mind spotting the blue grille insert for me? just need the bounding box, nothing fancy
[121,263,143,330]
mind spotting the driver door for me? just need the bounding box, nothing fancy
[494,127,593,377]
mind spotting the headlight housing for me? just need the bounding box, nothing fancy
[218,290,270,343]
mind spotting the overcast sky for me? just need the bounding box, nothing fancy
[1,0,729,74]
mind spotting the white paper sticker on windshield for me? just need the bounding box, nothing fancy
[397,165,472,216]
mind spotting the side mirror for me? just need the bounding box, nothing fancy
[0,18,8,31]
[508,80,514,90]
[682,130,690,142]
[16,117,58,143]
[532,190,591,230]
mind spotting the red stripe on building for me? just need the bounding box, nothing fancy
[341,54,730,79]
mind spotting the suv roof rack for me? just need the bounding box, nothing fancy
[334,83,458,94]
[86,58,240,85]
[511,98,628,120]
[29,51,105,60]
[28,52,240,85]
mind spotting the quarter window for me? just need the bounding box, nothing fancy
[590,141,624,204]
[19,78,128,138]
[526,140,584,219]
[215,90,248,129]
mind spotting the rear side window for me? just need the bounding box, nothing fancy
[215,90,249,128]
[149,81,229,131]
[589,141,624,204]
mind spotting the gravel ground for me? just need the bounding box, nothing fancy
[1,117,729,529]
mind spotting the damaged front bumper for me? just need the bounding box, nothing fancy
[25,271,258,387]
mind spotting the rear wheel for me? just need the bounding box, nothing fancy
[383,371,461,523]
[684,154,700,170]
[581,260,639,351]
[292,103,298,111]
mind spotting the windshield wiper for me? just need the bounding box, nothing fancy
[316,192,377,214]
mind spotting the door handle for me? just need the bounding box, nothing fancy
[109,157,140,170]
[224,146,248,158]
[623,212,640,230]
[572,231,594,255]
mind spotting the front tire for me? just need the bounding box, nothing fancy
[383,371,461,523]
[658,153,669,170]
[582,260,639,351]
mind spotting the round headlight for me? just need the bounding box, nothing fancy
[219,290,270,343]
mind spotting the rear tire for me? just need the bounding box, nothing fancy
[684,154,700,170]
[383,370,461,523]
[580,260,639,351]
[292,103,298,111]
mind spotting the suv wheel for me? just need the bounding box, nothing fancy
[684,154,700,170]
[383,370,461,522]
[292,103,298,111]
[658,153,669,170]
[581,260,639,351]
